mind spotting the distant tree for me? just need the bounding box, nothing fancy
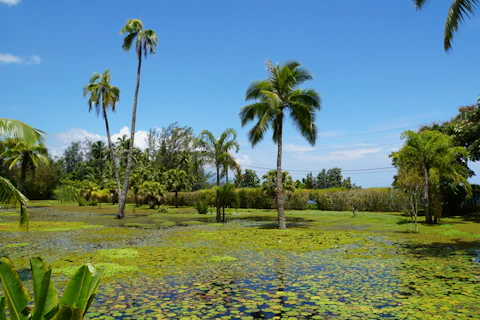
[2,140,49,194]
[63,142,84,175]
[261,170,295,203]
[196,128,240,222]
[391,130,470,224]
[302,172,315,189]
[164,168,191,208]
[83,69,121,196]
[139,181,165,209]
[117,18,158,219]
[396,168,423,233]
[315,169,329,189]
[234,169,260,188]
[413,0,478,51]
[326,168,343,188]
[239,60,321,229]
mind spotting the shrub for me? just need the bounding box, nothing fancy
[53,185,79,203]
[158,205,169,213]
[195,200,210,214]
[286,191,309,210]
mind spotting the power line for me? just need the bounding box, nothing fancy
[284,124,422,142]
[241,164,395,173]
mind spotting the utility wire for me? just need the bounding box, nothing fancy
[241,164,395,173]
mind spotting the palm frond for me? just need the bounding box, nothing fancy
[289,102,318,146]
[245,81,272,101]
[249,112,272,146]
[444,0,478,50]
[413,0,429,9]
[0,119,44,144]
[121,32,138,52]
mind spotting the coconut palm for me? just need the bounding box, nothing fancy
[0,119,44,228]
[2,140,49,194]
[239,60,321,229]
[138,181,165,209]
[196,129,240,222]
[83,69,121,196]
[117,19,158,219]
[413,0,479,51]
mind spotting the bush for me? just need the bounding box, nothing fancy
[157,205,169,213]
[53,185,79,203]
[195,200,210,215]
[286,191,309,210]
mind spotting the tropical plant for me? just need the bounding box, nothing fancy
[195,199,210,215]
[196,128,240,222]
[0,256,102,320]
[83,69,121,196]
[0,118,44,144]
[239,60,321,229]
[413,0,478,51]
[164,169,191,208]
[261,170,296,202]
[138,181,164,209]
[117,19,158,219]
[2,140,49,194]
[235,169,260,188]
[396,168,423,232]
[390,130,470,224]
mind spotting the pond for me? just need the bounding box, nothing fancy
[1,208,479,319]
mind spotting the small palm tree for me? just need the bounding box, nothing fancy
[391,130,470,224]
[164,169,191,208]
[84,69,121,198]
[413,0,478,51]
[139,181,165,209]
[2,140,49,194]
[239,60,321,229]
[261,170,296,202]
[196,129,240,222]
[117,19,158,219]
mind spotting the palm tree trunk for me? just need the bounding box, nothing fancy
[216,165,221,222]
[276,118,286,230]
[103,108,121,198]
[226,166,229,183]
[117,54,142,219]
[20,157,27,194]
[175,190,178,208]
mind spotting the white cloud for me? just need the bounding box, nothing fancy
[0,53,41,64]
[284,144,316,153]
[47,127,149,156]
[0,0,20,6]
[390,147,400,152]
[235,154,252,167]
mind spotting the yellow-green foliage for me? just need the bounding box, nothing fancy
[4,243,29,248]
[90,189,111,203]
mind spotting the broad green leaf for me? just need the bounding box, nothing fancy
[58,265,95,312]
[0,257,31,320]
[30,258,58,320]
[83,267,102,316]
[49,305,73,320]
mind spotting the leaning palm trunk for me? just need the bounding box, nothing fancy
[276,119,286,230]
[117,54,142,219]
[423,166,432,224]
[0,176,29,229]
[103,108,121,199]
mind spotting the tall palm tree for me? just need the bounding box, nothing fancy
[2,140,49,194]
[83,69,122,198]
[413,0,478,51]
[117,19,158,219]
[239,60,321,229]
[196,128,240,222]
[222,156,241,183]
[0,119,45,228]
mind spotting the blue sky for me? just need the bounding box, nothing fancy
[1,0,480,187]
